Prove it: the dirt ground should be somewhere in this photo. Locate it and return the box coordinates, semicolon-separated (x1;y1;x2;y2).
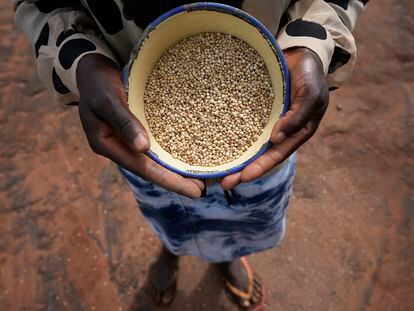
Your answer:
0;1;413;310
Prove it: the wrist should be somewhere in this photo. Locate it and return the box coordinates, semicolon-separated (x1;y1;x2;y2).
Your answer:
77;54;120;87
283;47;324;76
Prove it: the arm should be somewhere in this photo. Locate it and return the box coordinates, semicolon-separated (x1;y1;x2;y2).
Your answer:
222;0;368;189
277;0;367;89
14;1;204;198
13;0;118;105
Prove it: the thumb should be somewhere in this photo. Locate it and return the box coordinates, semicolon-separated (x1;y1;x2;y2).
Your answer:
271;98;311;144
98;97;150;153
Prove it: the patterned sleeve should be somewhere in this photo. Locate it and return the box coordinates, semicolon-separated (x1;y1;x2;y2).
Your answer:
277;0;368;90
13;0;119;105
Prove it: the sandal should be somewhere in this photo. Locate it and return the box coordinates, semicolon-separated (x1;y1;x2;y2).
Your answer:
224;257;267;310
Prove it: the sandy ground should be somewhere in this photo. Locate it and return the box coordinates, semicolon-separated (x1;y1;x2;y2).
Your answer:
0;1;413;310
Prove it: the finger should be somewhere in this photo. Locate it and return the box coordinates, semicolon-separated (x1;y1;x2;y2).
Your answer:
221;171;242;190
94;133;202;198
139;157;204;198
187;178;205;190
94;96;150;153
241;121;317;182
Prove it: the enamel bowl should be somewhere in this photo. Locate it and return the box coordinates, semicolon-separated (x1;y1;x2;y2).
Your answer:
123;2;290;179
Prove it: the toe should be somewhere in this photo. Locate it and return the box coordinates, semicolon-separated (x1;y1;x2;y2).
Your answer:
146;284;154;297
251;279;262;304
156;290;162;303
251;291;260;304
161;287;175;305
147;284;161;304
241;298;251;308
253;278;261;291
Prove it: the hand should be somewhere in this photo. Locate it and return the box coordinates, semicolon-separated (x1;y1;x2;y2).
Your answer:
77;54;204;198
221;47;329;190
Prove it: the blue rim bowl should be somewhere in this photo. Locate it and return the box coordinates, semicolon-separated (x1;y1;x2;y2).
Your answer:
123;2;290;179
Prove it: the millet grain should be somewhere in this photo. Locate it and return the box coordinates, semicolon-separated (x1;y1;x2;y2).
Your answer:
144;32;273;166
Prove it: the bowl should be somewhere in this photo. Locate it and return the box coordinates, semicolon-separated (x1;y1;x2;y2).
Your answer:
123;2;290;179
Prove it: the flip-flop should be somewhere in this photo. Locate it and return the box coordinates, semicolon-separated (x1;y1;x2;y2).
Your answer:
145;261;178;307
224;257;267;311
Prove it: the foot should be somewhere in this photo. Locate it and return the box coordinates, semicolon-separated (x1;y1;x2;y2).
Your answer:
146;247;179;306
217;258;264;310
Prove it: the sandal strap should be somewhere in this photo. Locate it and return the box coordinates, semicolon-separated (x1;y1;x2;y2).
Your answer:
225;257;254;301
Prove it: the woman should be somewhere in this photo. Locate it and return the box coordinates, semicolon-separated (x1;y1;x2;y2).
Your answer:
14;0;366;309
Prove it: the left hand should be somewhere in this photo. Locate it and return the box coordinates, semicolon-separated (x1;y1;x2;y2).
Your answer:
221;47;329;190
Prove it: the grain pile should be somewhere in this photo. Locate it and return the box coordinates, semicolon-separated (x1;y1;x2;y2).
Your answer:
144;32;274;167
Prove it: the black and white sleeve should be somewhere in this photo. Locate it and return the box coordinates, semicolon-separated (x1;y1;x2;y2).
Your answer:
277;0;368;90
13;0;119;105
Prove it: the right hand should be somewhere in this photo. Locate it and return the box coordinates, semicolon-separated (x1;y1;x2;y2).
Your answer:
76;54;204;198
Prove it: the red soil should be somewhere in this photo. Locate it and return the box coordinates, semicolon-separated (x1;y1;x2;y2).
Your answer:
0;0;413;310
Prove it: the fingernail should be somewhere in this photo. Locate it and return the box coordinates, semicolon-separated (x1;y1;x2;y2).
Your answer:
188;187;202;199
272;132;286;144
221;172;241;190
189;178;205;190
133;133;149;151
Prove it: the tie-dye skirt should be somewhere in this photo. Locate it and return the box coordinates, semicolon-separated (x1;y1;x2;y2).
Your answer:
119;154;296;262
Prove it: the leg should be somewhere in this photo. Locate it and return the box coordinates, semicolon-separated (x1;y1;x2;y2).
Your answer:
146;245;179;306
217;258;264;309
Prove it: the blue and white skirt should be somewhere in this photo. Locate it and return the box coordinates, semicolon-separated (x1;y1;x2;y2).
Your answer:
119;154;296;262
